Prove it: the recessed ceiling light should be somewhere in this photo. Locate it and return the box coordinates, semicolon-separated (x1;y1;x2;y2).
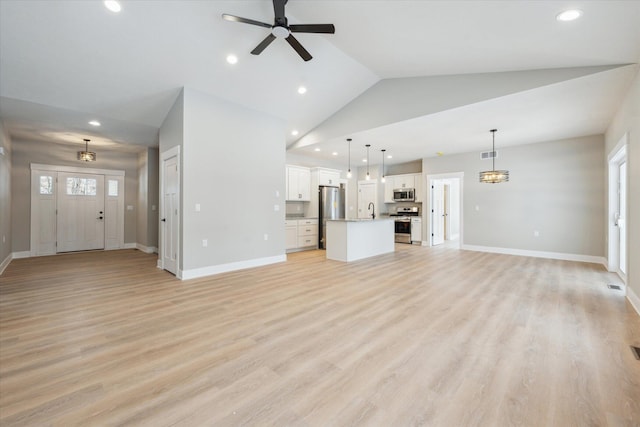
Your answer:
362;158;367;163
88;120;101;127
226;54;238;64
297;86;307;95
387;155;392;159
556;9;582;21
291;130;299;136
332;152;338;156
314;148;320;152
104;0;121;13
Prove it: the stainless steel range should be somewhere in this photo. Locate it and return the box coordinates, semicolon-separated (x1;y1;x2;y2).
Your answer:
390;207;419;243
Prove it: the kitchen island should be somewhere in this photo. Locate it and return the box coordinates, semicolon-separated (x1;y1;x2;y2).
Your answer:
325;218;395;262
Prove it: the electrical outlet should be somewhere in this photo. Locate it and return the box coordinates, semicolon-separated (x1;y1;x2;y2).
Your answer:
195;203;201;212
127;205;134;211
534;231;540;237
275;190;280;198
274;204;280;212
264;234;269;241
202;239;208;247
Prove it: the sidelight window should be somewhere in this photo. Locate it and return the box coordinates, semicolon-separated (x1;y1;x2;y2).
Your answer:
39;176;53;194
108;179;118;196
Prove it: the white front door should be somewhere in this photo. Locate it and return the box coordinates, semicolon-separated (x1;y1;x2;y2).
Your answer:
161;152;179;275
357;181;377;219
57;172;105;252
432;181;445;245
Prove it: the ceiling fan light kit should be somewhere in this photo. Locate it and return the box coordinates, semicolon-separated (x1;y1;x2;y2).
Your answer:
222;0;335;62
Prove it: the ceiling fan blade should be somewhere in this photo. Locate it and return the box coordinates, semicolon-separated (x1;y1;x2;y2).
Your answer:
222;14;272;29
290;24;335;34
251;34;277;55
273;0;287;22
285;34;312;61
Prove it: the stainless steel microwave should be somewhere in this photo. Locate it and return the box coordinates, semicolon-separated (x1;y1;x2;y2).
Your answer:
393;188;415;202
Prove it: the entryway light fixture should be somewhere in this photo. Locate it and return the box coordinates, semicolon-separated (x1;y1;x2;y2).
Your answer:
346;138;352;178
479;129;508;183
365;144;371;180
77;138;96;162
381;149;386;183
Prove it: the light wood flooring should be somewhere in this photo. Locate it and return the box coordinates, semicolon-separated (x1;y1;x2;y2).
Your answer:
1;245;639;426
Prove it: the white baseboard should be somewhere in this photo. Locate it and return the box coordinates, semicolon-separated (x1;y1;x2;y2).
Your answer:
180;254;287;280
123;243;136;249
461;244;607;267
12;251;31;259
0;253;12;275
136;244;157;254
627;286;640;318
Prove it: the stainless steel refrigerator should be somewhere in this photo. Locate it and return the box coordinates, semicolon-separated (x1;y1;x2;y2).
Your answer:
319;185;345;249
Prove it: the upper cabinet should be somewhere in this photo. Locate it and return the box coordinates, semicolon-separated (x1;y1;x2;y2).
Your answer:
383;173;423;203
317;168;341;187
286;165;311;201
395;174;415;189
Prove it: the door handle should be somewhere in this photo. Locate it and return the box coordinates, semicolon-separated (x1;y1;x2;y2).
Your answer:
161;218;166;222
97;216;103;220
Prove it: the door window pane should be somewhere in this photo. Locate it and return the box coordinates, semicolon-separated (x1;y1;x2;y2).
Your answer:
108;179;118;196
66;177;97;196
39;176;53;194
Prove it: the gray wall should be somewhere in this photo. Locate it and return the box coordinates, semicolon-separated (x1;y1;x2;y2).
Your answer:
10;139;140;252
182;87;286;270
423;135;606;257
0;120;11;265
605;67;640;300
161;88;286;273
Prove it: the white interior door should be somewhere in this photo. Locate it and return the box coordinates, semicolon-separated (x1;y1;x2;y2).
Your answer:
161;152;179;275
357;181;377;219
432;181;445;245
618;161;627;275
57;172;105;252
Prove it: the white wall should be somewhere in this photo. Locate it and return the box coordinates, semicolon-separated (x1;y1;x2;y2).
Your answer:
179;87;286;274
0;120;11;268
423;135;606;258
605;67;640;305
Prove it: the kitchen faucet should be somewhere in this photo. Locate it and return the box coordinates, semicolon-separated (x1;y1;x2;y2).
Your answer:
368;202;376;219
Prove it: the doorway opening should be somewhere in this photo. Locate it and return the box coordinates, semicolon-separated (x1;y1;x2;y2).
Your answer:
607;135;627;282
427;172;463;248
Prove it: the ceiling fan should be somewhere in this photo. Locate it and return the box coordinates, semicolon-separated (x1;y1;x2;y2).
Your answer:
222;0;335;62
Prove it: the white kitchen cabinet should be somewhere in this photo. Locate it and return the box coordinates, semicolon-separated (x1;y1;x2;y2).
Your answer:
286;218;318;252
297;218;318;248
411;217;422;243
286;165;311;201
384;180;395;203
414;173;423;202
285;220;298;250
317;168;341;187
395;174;415;189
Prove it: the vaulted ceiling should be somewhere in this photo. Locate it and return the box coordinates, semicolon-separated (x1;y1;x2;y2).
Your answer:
1;1;639;165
